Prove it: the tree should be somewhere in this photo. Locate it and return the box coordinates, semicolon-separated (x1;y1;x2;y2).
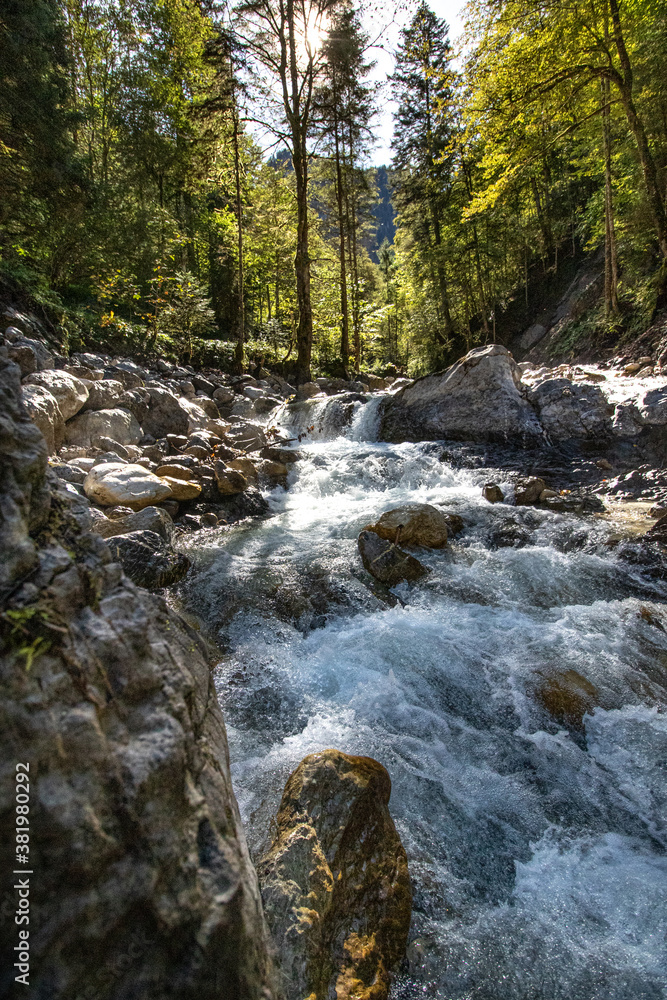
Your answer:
234;0;338;382
391;2;457;347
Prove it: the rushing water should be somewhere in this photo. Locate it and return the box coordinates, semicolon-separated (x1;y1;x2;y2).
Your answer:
181;395;667;1000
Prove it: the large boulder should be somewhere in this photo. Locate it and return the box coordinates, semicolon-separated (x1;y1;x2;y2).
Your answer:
142;387;190;438
21;384;65;454
638;387;667;425
258;749;411;1000
528;378;613;440
80;378;124;412
91;505;175;541
366;502;451;548
6;334;54;376
24;369;89;420
358;529;428;586
0;352;51;593
379;345;543;443
1;355;274;998
84;462;173;510
65;407;142;448
105;529;190;588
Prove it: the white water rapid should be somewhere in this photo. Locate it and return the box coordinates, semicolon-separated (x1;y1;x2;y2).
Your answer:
181;395;667;999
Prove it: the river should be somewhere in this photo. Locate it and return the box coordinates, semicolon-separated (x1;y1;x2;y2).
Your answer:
180;393;667;999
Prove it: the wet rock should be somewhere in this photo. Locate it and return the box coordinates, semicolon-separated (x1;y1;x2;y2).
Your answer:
644;513;667;544
529;378;613;440
366;502;451;548
65;407;142;448
84;463;173;510
21;383;65;454
358;530;428;586
259;459;289;479
380;345;543;444
515;477;546;506
24;368;89;420
258;749;411;1000
483;483;504;503
92;504;175;541
487;518;532;549
105;529;190;588
214;461;249;495
534;669;599;734
219;487;270;521
80;378;124;411
261;445;302;464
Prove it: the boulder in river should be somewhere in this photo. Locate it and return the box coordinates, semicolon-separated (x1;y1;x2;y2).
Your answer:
24;368;89;420
366;502;451;548
528;378;613;440
84;462;173;509
258;749;411;1000
534;668;599;734
515;477;546;506
358;529;428;585
105;528;190;587
379;345;543;444
483;483;504;503
214;461;249;495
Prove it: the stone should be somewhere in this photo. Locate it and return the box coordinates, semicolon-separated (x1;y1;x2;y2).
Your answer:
214;462;249;496
65;407;143;448
167;433;189;451
297;381;320;399
380;345;543;444
105;529;190;588
95;435;129;459
64;363;104;381
261;446;302;464
0;353;51;591
215;443;242;462
539;489;559;501
226;421;268;453
92;505;175;542
258;749;411;1000
21;384;65;454
612;401;644;437
52;462;86;485
103;364;145;388
639;388;667;425
534;669;599;734
260;460;289;478
227;457;259;485
358;529;428;586
483;483;504;503
24;368;89;420
596;459;613;471
515;477;546;505
644;513;667;544
529;378;613;440
6;335;54;376
141;387;190;437
159;475;202;501
155;463;198;480
243;385;266;400
623;362;642;374
84;462;173;510
212;386;235;406
159;499;180;518
366;502;450;548
80;378;124;411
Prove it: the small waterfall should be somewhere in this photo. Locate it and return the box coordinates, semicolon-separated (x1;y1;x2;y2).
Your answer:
346;394;385;442
274;393;363;442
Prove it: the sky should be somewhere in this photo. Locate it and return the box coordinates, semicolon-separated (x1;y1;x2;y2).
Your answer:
364;0;465;165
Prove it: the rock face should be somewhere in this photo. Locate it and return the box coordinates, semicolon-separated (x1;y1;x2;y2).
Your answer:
528;378;613;440
24;368;89;420
358;529;428;586
0;352;274;998
106;529;190;588
366;503;450;548
380;345;543;444
65;407;142;448
258;749;411;1000
84;462;173;510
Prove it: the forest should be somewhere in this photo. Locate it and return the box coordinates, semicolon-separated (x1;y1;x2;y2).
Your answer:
1;0;667;382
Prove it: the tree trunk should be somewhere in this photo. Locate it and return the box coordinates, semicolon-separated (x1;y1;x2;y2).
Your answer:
602;76;619;315
233;106;245;372
430;202;453;337
608;0;667;260
334;112;350;374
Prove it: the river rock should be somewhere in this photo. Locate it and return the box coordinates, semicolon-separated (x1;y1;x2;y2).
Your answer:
24;368;89;420
21;383;65;454
141;386;190;437
6;334;54;375
380;345;543;444
258;749;411;1000
483;483;504;503
65;407;143;448
159;475;202;500
212;385;235;406
0;352;275;997
214;461;249;495
638;387;667;425
515;477;546;505
81;378;124;411
529;378;613;440
534;668;599;734
366;502;450;548
84;462;173;509
92;504;175;541
105;529;190;588
358;529;428;585
227;456;259;485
